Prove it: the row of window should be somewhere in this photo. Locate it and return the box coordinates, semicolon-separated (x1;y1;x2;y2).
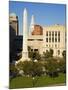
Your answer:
46;31;60;37
46;44;59;48
46;37;60;42
46;31;60;42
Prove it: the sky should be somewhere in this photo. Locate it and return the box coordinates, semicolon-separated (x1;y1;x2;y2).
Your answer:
9;1;66;35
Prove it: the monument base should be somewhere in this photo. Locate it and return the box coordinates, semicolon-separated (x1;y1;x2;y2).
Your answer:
22;52;28;60
15;52;31;64
15;58;31;65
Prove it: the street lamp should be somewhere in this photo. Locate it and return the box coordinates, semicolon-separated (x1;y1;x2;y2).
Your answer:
32;59;38;87
31;52;38;87
32;77;35;87
32;58;35;87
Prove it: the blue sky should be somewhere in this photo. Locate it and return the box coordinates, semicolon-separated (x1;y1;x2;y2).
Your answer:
9;1;66;35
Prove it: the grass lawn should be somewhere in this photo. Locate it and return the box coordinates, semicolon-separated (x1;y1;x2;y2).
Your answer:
9;73;66;89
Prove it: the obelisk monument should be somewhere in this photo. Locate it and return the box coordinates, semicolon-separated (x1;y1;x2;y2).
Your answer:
21;8;28;61
29;15;34;35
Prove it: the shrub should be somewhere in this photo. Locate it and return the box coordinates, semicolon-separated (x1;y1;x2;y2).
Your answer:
44;58;59;78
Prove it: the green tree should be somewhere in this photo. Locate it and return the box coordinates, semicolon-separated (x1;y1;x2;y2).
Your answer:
32;62;43;76
28;46;33;59
49;49;53;57
17;61;43;77
23;61;43;76
43;51;50;60
43;49;54;60
28;46;41;61
10;64;18;75
10;63;19;81
62;50;66;60
33;51;41;61
22;61;33;76
16;61;24;70
58;59;66;73
44;58;59;77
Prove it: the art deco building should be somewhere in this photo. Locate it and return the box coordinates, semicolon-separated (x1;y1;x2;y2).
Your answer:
28;24;66;57
43;24;66;57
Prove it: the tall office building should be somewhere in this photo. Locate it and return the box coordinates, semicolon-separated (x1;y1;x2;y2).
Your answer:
9;13;19;35
9;13;19;62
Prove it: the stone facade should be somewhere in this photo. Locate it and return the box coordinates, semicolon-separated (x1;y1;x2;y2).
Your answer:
28;24;66;57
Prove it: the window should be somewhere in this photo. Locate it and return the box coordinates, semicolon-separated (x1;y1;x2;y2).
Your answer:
49;31;51;36
34;49;38;51
46;31;48;36
58;38;60;42
58;31;60;42
49;38;51;42
58;50;60;55
52;37;54;42
55;31;57;36
52;31;54;36
12;21;17;23
58;31;60;36
46;38;48;42
31;49;33;51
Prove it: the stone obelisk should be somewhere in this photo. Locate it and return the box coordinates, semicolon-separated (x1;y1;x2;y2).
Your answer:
29;15;34;35
21;8;28;61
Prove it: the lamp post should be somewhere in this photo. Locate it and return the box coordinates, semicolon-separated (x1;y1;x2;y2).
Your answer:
32;57;35;87
31;51;38;87
32;59;38;87
32;77;35;87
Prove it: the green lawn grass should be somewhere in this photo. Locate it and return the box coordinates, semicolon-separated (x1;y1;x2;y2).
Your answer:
9;73;66;89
